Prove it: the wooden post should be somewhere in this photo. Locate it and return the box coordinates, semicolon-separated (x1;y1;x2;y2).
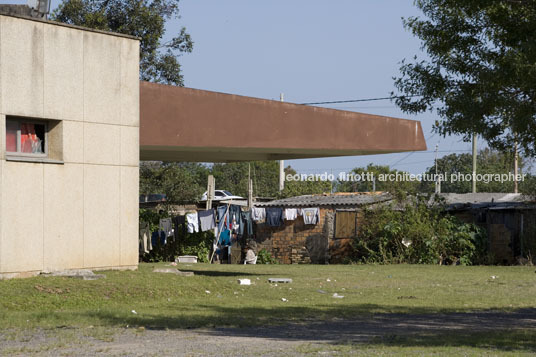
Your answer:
206;175;215;210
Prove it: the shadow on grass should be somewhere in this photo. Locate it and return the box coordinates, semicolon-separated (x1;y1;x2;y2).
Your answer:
363;329;536;353
80;305;536;352
177;270;271;277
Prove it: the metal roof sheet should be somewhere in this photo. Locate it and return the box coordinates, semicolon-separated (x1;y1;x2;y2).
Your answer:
254;192;393;207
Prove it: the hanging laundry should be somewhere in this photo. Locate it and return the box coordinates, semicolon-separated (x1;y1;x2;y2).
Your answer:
159;218;173;237
139;221;151;253
186;212;199;233
239;211;253;237
151;230;166;246
284;208;298;221
217;205;229;232
218;229;232;246
300;207;320;225
265;207;284;227
229;205;241;231
173;215;186;239
198;209;216;232
252;207;266;222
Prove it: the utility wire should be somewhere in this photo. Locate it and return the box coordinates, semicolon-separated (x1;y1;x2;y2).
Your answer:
300;94;421;106
388;133;436;168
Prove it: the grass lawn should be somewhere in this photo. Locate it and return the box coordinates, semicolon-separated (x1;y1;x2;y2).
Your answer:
0;263;535;354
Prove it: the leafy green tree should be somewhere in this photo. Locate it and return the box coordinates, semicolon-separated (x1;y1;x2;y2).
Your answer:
281;166;332;198
420;148;525;193
335;164;419;194
212;161;280;198
140;162;208;203
52;0;193;86
393;1;536;156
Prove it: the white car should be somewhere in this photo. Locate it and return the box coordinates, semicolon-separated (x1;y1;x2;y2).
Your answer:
200;190;244;201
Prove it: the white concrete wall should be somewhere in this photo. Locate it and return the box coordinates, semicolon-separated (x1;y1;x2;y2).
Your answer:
0;15;140;277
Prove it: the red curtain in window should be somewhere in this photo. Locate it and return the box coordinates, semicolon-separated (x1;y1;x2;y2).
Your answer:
21;123;39;153
6;124;17;152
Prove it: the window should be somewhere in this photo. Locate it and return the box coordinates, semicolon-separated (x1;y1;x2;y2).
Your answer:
5;116;63;163
334;211;358;239
6;118;47;156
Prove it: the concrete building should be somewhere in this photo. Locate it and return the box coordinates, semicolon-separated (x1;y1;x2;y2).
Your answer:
0;14;140;278
0;13;426;278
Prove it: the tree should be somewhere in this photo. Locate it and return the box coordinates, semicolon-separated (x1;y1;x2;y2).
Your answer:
393;1;536;156
335;164;419;194
281;166;332;198
52;0;193;86
420;148;526;193
140;162;208;203
212;161;280;198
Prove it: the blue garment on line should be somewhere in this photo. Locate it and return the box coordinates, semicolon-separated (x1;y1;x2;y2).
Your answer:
217;205;228;231
219;229;231;246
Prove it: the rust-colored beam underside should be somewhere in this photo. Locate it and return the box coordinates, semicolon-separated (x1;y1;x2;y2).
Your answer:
139;81;427;162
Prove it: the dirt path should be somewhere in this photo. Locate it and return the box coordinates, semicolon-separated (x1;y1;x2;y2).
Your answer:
2;310;536;356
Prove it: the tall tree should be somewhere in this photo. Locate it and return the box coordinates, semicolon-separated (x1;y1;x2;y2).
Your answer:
393;1;536;156
140;162;208;203
420;148;526;193
52;0;193;86
212;161;280;198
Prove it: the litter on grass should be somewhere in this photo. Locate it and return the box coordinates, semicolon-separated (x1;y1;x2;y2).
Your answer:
268;278;292;284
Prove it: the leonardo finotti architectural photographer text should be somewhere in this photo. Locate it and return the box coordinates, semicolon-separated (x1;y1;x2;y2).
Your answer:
286;171;526;184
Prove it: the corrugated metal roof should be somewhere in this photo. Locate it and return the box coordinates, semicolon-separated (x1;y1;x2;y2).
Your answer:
254;192;393;207
439;193;529;205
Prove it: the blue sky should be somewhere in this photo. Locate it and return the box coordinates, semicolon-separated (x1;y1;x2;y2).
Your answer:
174;0;479;174
1;0;485;174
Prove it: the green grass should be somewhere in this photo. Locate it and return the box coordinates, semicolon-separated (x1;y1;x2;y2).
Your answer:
297;329;536;356
1;263;535;355
0;263;534;330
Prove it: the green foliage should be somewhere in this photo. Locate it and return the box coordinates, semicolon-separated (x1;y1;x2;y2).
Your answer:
52;0;193;86
421;148;527;193
354;196;487;265
281;166;332;198
394;0;536;156
140;162;208;203
335;164;420;194
212;161;280;198
256;248;278;264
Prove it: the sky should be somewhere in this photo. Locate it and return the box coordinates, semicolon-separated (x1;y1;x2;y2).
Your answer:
174;0;481;175
0;0;488;175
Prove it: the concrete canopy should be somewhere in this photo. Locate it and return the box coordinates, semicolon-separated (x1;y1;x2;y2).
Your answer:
140;81;427;162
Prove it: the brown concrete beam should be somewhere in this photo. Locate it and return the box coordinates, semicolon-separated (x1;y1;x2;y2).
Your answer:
140;81;427;162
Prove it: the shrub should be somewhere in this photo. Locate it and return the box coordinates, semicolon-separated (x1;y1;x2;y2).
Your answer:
353;195;487;265
257;248;279;264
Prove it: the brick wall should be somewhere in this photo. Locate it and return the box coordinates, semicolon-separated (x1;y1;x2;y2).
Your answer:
254;208;331;264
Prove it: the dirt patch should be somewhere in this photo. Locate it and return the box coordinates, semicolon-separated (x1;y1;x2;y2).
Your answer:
1;310;535;356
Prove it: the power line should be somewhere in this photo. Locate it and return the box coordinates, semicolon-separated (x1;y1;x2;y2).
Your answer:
300;94;421;106
388;133;436;168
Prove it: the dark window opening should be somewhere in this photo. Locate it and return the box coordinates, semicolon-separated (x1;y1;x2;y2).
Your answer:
5;118;47;156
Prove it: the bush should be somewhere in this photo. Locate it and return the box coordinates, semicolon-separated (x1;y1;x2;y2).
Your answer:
256;248;279;264
353;195;487;265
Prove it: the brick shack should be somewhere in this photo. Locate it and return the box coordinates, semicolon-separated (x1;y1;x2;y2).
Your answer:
443;193;536;265
253;193;393;264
